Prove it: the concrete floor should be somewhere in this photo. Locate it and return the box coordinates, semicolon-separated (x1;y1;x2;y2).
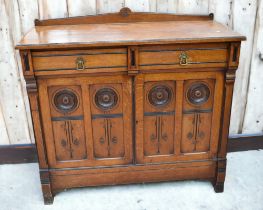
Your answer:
0;150;262;210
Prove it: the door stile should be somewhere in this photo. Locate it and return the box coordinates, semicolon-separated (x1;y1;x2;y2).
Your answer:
135;74;145;163
80;82;94;161
174;80;184;155
122;78;133;162
38;79;57;167
209;73;224;156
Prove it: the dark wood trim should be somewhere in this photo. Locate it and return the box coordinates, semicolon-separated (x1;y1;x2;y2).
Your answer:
0;133;262;164
227;133;263;152
0;144;37;164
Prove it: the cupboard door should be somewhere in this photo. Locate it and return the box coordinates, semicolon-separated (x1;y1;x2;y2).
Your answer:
50;86;87;163
135;77;177;163
135;72;224;164
89;83;129;160
181;80;215;154
143;81;176;156
38;75;133;168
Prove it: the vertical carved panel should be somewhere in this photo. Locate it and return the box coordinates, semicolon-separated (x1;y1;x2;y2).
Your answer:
90;84;126;159
143;81;175;156
181;80;214;153
48;86;87;161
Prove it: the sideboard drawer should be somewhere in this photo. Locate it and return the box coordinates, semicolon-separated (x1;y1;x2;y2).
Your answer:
139;43;228;71
32;48;128;75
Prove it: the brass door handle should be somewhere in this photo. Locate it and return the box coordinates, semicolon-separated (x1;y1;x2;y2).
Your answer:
179;52;189;65
76;57;85;70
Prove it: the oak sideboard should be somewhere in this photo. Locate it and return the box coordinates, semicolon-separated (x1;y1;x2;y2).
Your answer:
16;8;245;204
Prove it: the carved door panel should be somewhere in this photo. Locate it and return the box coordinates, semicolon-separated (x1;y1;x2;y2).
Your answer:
135;72;224;164
135;77;176;163
39;84;88;167
89;84;127;160
143;81;176;156
38;75;132;168
181;80;215;154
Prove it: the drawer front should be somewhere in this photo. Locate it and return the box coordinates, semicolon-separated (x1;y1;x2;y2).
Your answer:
32;48;127;75
139;43;228;71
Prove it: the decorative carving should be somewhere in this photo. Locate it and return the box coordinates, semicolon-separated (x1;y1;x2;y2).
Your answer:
198;131;205;139
61;139;67;147
57;121;86;160
26;78;37;93
112;137;118;144
119;7;132;17
99;137;105;144
149;116;168;154
95;88;118;110
148;85;172;107
22;51;30;71
187;132;193;140
150;134;156;142
99;119;118;156
53;89;79;113
73;138;79;146
187;83;210;105
187;113;204;151
226;72;236;81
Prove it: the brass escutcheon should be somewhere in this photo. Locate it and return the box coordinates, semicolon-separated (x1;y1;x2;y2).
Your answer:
76;57;85;70
179;52;189;65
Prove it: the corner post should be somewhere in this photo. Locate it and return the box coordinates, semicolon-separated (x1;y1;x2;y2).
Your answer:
21;49;54;204
214;42;241;192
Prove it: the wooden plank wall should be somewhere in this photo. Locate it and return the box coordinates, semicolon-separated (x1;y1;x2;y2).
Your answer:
0;0;262;145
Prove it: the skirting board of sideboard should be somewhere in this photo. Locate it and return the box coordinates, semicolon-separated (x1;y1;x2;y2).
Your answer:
0;133;262;164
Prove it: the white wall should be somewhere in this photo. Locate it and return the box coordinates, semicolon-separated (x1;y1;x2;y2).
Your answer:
0;0;262;145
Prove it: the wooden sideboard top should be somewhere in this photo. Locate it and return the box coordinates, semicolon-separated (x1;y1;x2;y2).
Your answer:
16;8;246;50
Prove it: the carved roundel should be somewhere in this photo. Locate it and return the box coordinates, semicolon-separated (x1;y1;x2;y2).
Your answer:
53;89;79;113
187;83;210;105
95;88;119;110
148;85;172;107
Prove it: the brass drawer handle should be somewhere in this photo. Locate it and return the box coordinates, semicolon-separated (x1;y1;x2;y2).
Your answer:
76;57;85;70
179;52;189;65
